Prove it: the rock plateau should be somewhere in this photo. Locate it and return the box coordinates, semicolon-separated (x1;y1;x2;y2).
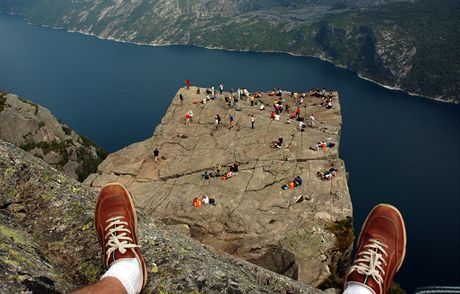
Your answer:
86;86;353;287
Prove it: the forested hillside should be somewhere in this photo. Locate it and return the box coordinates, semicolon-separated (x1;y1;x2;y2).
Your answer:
1;0;458;102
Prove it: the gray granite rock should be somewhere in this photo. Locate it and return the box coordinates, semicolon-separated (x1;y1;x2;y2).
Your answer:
88;87;353;286
0;92;105;181
0;140;326;293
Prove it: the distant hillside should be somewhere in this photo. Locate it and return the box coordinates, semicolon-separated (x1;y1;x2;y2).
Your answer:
0;91;106;181
1;0;458;102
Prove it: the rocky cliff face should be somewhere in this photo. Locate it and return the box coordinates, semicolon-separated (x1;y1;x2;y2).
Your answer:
85;87;353;287
0;91;106;181
0;139;332;293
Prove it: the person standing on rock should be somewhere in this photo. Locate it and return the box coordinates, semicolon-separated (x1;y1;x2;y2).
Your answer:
153;147;159;162
215;114;221;130
295;106;301;119
251;115;255;129
229;113;235;129
185;112;191;126
211;85;215;97
219;83;224;94
308;114;316;128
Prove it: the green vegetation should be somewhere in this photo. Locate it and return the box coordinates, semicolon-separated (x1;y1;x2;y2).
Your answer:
18;97;39;115
319;216;354;290
315;0;460;100
3;0;458;101
320;217;406;293
0;92;6;112
20;140;66;155
75;146;106;182
61;125;72;136
326;216;354;252
20;134;107;182
388;281;407;294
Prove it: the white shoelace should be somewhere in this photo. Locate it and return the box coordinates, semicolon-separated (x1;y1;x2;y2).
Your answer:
104;216;139;264
349;238;388;294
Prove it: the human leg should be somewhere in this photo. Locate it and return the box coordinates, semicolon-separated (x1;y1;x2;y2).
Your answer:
71;277;127;294
71;183;147;294
343;204;406;294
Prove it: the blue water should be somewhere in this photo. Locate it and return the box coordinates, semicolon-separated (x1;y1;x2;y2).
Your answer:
1;14;459;291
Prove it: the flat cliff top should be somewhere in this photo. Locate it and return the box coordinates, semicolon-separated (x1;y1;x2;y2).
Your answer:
86;86;352;286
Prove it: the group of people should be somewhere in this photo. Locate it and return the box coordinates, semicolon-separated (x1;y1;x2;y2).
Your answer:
281;176;303;190
311;141;336;152
184;82;330;136
317;167;338;180
193;195;217;207
202;163;239;181
68;84;411;294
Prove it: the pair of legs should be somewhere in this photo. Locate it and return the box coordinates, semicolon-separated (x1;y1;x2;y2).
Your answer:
73;183;406;294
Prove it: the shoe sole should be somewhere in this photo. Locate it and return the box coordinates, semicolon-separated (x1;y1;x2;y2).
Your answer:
357;203;407;271
99;182;148;290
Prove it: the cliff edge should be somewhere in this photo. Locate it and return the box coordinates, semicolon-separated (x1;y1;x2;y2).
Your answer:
86;86;353;287
0;91;106;181
0;139;327;293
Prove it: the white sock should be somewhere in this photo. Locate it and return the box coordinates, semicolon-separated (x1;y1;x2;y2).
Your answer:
101;258;142;294
344;282;375;294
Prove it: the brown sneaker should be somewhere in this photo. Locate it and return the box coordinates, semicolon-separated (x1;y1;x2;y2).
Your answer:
95;182;147;292
345;204;407;294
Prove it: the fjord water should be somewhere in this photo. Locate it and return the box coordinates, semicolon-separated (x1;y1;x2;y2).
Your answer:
1;14;459;291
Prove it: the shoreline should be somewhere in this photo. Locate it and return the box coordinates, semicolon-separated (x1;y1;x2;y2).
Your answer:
6;12;456;104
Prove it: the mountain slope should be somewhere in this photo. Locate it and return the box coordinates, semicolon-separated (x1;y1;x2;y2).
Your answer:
1;0;458;102
0;91;106;181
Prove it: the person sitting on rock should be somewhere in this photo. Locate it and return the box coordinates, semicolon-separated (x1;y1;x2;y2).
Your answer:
298;120;305;131
212;164;222;177
317;141;327;151
221;171;235;180
230;163;239;173
273;136;283;149
193;197;202;207
201;195;210;204
294;176;302;187
202;171;211;180
317;167;338;180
